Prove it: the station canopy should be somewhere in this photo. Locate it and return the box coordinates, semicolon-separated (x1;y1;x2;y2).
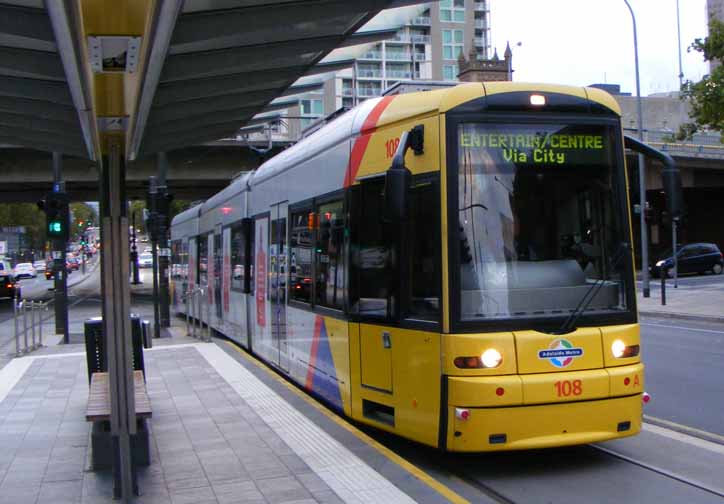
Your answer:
0;0;426;161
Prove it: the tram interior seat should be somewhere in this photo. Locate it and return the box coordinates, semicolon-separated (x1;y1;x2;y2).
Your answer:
460;259;619;317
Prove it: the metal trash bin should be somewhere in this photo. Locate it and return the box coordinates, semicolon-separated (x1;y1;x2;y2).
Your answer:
84;315;148;384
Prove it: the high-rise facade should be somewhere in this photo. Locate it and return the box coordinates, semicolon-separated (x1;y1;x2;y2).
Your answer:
334;0;491;109
255;1;491;141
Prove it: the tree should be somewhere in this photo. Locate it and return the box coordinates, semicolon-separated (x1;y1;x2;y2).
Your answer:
678;18;724;142
0;203;47;250
70;203;97;240
127;198;191;235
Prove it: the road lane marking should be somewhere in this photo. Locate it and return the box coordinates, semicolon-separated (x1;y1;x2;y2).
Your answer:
641;322;724;334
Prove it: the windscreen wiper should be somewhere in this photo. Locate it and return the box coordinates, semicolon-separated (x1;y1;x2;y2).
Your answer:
556;242;629;334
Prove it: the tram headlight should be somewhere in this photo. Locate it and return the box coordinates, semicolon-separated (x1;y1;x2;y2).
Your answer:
611;339;640;358
481;348;503;368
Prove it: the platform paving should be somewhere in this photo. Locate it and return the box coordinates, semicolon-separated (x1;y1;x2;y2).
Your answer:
0;330;441;503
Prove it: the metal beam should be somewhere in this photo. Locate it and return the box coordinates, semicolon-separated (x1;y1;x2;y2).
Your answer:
0;135;85;157
148;88;279;124
148;99;297;136
0;75;72;104
0;124;84;147
0;112;82;137
0;4;55;43
280;82;325;97
171;0;389;46
153;66;308;106
161;36;337;82
127;0;184;161
46;1;97;159
141;123;245;156
0;46;65;80
0;96;78;123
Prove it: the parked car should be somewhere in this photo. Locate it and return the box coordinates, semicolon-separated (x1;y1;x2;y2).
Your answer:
651;242;724;278
138;252;153;268
0;273;20;299
33;260;46;272
13;262;36;279
67;257;80;271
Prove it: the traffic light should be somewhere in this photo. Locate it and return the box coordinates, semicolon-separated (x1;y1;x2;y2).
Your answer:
38;191;70;242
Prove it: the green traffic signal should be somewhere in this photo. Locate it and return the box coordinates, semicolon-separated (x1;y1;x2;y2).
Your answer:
48;221;63;235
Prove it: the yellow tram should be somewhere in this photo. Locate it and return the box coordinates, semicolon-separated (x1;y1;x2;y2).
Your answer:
171;83;680;451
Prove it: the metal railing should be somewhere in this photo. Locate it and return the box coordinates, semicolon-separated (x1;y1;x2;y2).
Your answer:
185;286;211;342
13;298;48;356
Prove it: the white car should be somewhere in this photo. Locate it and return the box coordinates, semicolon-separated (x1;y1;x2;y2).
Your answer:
138;253;153;268
33;260;46;272
13;262;36;279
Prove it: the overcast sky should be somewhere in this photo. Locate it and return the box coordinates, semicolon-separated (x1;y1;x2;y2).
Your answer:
489;0;711;96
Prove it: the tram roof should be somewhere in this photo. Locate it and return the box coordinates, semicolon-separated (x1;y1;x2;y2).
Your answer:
0;1;426;161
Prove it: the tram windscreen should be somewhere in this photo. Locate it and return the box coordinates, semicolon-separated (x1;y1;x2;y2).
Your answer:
455;123;631;321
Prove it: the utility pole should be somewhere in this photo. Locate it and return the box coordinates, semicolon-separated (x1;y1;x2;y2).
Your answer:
147;177;161;339
43;152;70;343
130;211;141;284
623;0;651;297
156;153;171;329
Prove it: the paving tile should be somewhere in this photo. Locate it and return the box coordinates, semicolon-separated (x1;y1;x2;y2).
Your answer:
169;484;217;504
212;480;264;504
37;479;83;504
255;475;311;503
0;485;39;504
297;472;331;493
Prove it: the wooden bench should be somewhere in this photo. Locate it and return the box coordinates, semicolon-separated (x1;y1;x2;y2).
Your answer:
86;370;153;470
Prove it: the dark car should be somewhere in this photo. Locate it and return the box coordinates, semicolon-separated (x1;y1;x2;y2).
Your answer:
0;274;20;300
651;243;724;278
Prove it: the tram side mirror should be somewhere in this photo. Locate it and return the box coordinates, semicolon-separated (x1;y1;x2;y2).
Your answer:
384;128;418;222
624;135;683;220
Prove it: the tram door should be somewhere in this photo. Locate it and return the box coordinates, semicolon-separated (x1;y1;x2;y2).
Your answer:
270;202;289;371
213;227;223;322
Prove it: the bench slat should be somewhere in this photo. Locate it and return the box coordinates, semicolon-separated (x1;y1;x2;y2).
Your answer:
86;371;152;422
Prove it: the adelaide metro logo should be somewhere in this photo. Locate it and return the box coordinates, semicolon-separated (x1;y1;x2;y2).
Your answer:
538;338;584;368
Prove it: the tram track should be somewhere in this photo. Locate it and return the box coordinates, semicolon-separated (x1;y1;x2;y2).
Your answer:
590;444;724;500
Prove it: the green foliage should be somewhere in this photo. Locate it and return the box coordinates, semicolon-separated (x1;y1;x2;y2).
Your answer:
0;203;47;250
70;203;97;240
679;19;724;142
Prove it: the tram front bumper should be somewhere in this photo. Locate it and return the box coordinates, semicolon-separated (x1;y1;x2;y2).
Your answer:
446;364;644;452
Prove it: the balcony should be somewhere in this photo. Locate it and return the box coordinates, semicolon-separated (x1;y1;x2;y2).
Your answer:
358;88;382;98
474;1;489;12
360;51;382;60
474;18;488;29
386;70;412;79
341;88;355;97
474;37;487;47
357;69;383;78
386;52;412;61
409;16;431;26
411;34;431;43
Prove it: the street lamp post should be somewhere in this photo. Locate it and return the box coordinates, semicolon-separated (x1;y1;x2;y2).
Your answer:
623;0;651;297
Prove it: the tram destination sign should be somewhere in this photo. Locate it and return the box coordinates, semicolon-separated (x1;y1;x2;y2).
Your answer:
459;124;612;167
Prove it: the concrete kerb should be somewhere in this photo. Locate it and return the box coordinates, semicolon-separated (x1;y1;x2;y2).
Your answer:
639;310;724;324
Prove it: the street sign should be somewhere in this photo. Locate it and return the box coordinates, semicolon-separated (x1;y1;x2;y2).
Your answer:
0;241;6;255
158;248;171;257
52;251;62;259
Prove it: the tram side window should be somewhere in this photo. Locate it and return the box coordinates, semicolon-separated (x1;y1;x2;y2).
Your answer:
349;180;395;319
315;199;345;310
290;209;313;303
198;234;208;285
408;179;440;320
230;225;245;291
171;240;181;279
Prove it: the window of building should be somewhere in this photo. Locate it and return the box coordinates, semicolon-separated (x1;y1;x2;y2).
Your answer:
315;199;345;310
443;64;459;81
300;98;323;129
440;0;465;22
290;209;314;304
442;29;464;60
197;234;208;285
230;225;245;291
